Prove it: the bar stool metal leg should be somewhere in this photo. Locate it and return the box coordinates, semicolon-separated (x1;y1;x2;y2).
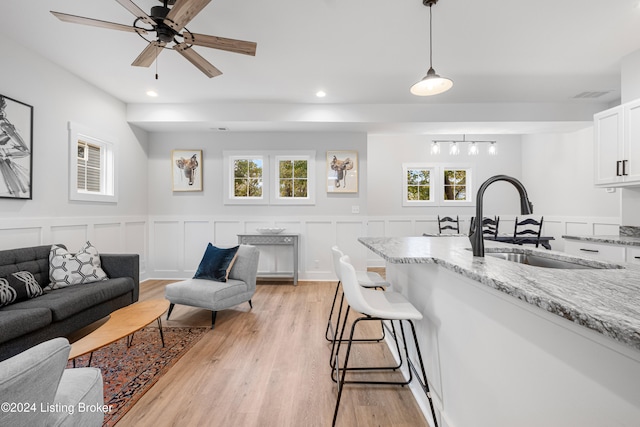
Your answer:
326;282;385;344
330;307;403;379
331;255;439;427
331;314;439;427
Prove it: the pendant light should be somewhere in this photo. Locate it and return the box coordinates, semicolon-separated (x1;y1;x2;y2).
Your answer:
410;0;453;96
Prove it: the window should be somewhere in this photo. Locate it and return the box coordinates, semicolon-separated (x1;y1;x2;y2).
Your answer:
443;169;467;201
402;163;472;206
234;158;264;198
272;152;315;205
77;140;101;193
223;151;315;205
68;122;117;203
223;152;269;205
278;159;307;197
403;164;436;206
441;166;472;205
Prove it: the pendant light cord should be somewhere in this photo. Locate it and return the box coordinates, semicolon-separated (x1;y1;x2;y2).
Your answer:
429;4;433;69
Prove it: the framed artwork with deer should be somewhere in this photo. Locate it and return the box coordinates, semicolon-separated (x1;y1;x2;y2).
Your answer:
172;149;203;192
326;150;358;193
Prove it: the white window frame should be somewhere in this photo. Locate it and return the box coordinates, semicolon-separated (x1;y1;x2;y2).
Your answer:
402;163;473;207
440;164;473;206
402;163;437;206
68;121;117;203
271;151;316;205
223;151;269;205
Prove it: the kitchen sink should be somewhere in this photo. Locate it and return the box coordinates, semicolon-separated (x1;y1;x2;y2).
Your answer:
484;251;614;269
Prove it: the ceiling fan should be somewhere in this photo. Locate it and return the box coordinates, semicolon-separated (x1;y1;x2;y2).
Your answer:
50;0;257;78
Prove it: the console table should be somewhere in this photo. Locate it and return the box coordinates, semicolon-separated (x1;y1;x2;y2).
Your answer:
237;233;299;285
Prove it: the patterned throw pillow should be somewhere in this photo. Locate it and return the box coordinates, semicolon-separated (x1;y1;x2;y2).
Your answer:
47;242;108;289
0;271;44;307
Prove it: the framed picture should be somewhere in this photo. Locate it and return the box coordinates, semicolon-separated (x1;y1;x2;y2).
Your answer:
0;94;33;199
172;149;203;192
327;150;358;193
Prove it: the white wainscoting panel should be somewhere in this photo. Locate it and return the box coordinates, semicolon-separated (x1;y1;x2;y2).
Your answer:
215;221;243;246
124;221;147;273
143;215;621;280
565;221;592;237
336;220;367;271
93;223;122;254
386;219;414;237
0;227;42;250
152;221;181;273
305;220;334;280
594;222;620;236
184;221;212;272
0;216;149;280
51;224;88;250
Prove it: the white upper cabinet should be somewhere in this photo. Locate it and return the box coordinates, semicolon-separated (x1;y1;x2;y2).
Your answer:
594;98;640;186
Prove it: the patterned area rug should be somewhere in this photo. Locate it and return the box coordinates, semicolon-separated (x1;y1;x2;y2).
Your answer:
67;327;208;427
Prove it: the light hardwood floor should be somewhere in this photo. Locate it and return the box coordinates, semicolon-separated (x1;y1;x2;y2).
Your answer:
117;279;429;427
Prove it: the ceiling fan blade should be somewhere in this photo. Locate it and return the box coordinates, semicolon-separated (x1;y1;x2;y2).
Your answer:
51;11;146;34
174;43;221;78
132;41;166;67
182;33;256;56
114;0;156;27
164;0;211;32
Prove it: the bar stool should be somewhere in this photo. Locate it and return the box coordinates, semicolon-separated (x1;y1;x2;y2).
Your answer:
326;246;389;349
332;255;438;427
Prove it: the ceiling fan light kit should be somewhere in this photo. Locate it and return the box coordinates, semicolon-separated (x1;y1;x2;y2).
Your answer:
411;0;453;96
50;0;257;79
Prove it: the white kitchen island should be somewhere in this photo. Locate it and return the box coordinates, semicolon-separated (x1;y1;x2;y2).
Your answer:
359;236;640;427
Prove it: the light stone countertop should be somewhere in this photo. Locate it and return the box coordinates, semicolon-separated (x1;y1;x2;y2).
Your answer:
562;234;640;247
359;236;640;352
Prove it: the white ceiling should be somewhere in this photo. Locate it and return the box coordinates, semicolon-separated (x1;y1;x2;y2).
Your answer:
2;0;640;133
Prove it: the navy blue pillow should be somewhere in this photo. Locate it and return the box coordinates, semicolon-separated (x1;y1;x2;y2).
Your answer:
193;244;240;282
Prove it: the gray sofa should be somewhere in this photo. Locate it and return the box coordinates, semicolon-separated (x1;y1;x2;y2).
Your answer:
0;337;104;427
0;244;139;361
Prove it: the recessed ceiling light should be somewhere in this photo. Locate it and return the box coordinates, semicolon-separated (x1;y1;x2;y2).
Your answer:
146;90;158;97
316;90;326;98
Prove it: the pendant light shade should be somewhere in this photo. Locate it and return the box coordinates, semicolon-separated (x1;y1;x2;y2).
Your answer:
411;0;452;96
411;67;454;96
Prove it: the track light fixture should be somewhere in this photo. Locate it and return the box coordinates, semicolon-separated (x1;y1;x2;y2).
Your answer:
431;135;498;156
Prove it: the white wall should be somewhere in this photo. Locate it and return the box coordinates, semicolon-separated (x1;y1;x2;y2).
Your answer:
146;131;372;279
521;127;621;248
522;128;619;218
0;35;149;275
147;131;367;216
622;48;640;104
367;134;524;218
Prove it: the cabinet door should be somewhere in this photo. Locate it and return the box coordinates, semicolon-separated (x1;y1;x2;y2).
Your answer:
564;239;626;262
623;99;640;183
625;246;640;265
594;106;623;186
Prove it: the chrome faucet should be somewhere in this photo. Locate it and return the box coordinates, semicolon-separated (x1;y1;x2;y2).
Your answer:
469;175;534;257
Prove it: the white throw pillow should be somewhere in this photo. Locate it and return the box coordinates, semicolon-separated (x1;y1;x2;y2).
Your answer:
47;242;108;289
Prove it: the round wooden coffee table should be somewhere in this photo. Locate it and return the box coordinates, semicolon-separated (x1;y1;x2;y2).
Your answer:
69;299;170;364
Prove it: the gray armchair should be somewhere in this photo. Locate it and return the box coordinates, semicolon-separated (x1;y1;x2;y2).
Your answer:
165;244;260;329
0;337;104;427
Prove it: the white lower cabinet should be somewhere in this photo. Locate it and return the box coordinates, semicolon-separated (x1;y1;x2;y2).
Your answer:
626;246;640;265
564;240;626;263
